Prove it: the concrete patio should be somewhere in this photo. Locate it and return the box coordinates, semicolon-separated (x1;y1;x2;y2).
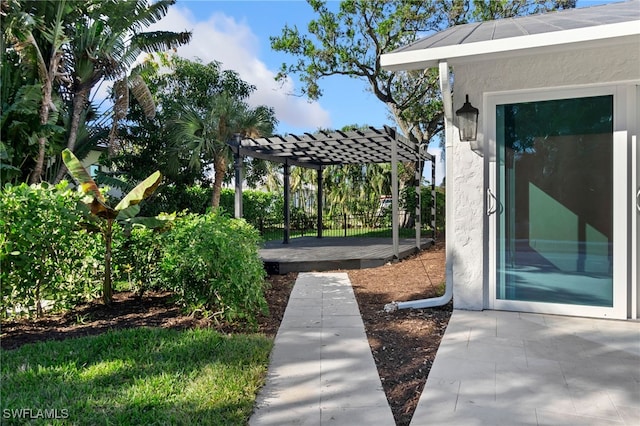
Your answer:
412;310;640;425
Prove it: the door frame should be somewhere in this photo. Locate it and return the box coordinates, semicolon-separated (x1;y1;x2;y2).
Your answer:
485;84;634;319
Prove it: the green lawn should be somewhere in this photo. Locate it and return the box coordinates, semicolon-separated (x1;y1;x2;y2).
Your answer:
1;328;272;425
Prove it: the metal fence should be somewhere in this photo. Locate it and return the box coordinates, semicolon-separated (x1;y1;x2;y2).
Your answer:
257;211;436;241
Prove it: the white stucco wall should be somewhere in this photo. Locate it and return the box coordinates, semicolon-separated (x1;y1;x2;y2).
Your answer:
448;40;640;310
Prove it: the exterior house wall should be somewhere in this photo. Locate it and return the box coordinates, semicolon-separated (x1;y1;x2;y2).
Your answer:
448;41;640;310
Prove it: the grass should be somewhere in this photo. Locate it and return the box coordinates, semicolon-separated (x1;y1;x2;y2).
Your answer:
1;328;273;425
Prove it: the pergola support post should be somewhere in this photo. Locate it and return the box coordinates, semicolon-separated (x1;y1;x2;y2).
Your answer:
233;148;243;219
283;162;291;244
391;136;399;259
431;158;437;240
317;167;323;238
415;156;421;250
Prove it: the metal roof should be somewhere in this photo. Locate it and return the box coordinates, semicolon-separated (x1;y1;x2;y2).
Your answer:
382;0;640;70
233;126;433;169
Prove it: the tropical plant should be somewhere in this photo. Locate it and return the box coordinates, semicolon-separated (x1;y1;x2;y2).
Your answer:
2;0;69;184
171;92;277;208
61;148;170;304
54;0;191;181
100;56;252;205
112;225;165;297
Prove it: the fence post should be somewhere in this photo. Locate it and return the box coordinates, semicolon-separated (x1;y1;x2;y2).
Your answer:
343;213;347;237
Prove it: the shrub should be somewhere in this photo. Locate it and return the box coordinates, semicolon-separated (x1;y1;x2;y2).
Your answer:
401;185;446;233
112;225;166;296
145;184;212;216
0;182;102;317
161;212;268;324
219;188;282;226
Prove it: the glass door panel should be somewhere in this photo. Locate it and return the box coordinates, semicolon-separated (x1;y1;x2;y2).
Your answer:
496;95;614;307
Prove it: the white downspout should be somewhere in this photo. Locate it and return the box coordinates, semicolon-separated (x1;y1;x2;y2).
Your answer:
384;60;454;313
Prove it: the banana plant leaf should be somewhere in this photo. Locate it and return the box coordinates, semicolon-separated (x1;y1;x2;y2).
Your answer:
116;204;141;221
87;197;117;219
61;149;105;203
127;216;173;229
114;170;162;211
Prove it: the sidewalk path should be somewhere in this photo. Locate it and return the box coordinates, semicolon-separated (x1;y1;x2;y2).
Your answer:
250;272;394;425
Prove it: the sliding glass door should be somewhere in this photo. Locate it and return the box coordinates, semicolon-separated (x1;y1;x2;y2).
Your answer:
490;87;632;318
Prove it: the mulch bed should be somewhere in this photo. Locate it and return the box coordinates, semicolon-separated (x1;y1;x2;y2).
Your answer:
1;244;450;426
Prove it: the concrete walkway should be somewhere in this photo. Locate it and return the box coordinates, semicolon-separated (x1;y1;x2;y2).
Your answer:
250;272;394;425
250;273;640;426
411;310;640;426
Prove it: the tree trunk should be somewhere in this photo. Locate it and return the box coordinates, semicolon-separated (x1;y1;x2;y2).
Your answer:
103;219;113;305
211;155;227;208
54;87;90;183
30;136;47;184
30;77;54;184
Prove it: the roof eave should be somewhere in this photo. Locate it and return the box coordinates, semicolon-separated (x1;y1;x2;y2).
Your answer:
381;20;640;72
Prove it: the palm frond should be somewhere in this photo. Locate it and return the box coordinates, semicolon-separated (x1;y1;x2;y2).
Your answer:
95;172;135;194
131;0;174;29
132;31;192;53
128;74;156;119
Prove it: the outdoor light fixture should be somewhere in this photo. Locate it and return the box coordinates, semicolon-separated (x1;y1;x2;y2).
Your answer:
455;95;479;142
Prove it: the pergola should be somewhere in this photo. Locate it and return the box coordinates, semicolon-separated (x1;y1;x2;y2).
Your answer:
227;125;436;258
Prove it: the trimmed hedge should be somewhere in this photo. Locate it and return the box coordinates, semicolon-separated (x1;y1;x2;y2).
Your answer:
0;182;102;316
160;212;268;324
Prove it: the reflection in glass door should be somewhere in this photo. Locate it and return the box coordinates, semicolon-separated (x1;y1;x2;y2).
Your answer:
496;95;614;307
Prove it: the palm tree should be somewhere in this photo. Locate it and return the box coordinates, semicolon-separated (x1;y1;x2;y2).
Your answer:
54;0;191;182
3;0;68;184
171;93;277;208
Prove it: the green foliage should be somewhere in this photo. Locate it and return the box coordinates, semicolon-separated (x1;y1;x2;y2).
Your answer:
144;185;282;224
0;182;102;317
271;0;446;147
144;184;213;216
1;327;272;425
219;188;283;225
62;148;168;304
469;0;576;21
112;226;165;296
401;184;446;233
161;212;268;324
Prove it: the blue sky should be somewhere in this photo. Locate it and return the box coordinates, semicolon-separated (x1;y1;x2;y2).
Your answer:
149;0;617;184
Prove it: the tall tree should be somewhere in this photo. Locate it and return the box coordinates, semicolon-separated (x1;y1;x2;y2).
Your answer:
171;93;277;208
3;0;69;184
129;56;277;208
271;0;576;167
1;0;190;184
54;0;191;182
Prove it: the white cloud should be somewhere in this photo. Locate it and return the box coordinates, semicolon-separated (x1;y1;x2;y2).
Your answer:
148;5;331;134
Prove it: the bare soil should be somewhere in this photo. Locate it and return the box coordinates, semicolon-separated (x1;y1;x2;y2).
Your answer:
0;242;449;426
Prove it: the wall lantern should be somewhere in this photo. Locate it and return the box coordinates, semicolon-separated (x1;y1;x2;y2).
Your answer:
455;95;479;142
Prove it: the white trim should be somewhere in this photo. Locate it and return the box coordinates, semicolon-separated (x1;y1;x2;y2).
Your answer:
439;61;456;303
381;21;640;71
487;85;629;320
631;86;639;319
